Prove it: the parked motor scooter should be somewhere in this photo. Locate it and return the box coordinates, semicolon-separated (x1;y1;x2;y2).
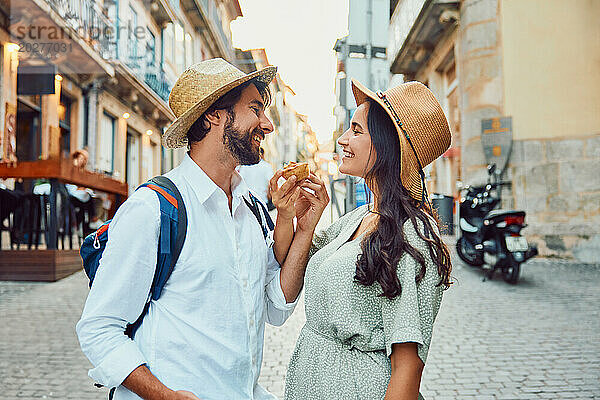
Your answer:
456;164;538;283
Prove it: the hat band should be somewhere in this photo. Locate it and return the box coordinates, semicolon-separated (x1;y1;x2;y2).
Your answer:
376;91;430;206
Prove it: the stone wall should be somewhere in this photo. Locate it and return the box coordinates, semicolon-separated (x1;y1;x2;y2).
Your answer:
457;0;599;262
458;0;503;185
510;135;600;262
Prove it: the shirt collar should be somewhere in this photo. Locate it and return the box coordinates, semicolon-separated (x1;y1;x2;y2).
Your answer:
231;169;250;200
180;153;250;205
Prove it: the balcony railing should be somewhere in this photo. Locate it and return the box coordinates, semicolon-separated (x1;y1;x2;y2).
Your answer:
45;0;116;59
388;0;427;65
106;18;172;102
206;0;230;52
144;69;171;102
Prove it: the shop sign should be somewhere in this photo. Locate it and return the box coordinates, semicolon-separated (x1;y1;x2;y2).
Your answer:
481;116;512;173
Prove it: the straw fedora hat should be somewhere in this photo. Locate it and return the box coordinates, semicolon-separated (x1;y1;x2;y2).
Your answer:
162;58;277;149
351;79;451;202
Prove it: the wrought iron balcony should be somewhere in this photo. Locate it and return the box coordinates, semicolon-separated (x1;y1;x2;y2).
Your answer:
44;0;116;60
144;68;171;102
105;18;172;102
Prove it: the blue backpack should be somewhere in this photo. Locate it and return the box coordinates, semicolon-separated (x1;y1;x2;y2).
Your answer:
80;176;274;337
80;176;188;337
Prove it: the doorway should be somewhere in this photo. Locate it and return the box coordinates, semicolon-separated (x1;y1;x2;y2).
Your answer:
126;129;141;195
16;96;42;162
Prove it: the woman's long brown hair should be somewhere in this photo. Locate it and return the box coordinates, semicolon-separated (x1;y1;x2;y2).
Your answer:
354;100;453;299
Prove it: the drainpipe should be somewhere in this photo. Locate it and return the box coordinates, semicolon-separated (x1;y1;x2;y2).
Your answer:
83;86;89;148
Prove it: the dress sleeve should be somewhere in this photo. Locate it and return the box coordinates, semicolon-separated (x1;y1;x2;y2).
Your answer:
380;219;444;364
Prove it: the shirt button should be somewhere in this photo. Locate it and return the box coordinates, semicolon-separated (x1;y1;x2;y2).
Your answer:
243;279;248;288
249;318;254;327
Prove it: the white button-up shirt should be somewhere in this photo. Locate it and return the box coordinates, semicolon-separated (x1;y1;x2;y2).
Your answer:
76;154;297;400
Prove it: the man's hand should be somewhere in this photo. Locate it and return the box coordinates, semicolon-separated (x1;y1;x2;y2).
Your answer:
269;170;301;221
173;390;201;399
295;173;330;233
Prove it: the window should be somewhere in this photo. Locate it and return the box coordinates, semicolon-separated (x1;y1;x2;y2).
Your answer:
348;44;366;59
58;94;72;158
162;23;174;66
175;23;185;73
144;141;157;179
99;112;116;174
371;46;387;59
161;146;173;173
106;0;117;21
185;32;194;67
146;29;156;70
126;130;140;194
16;96;42;161
441;50;460;197
128;5;139;68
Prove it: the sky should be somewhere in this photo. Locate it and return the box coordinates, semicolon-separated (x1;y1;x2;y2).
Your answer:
231;0;349;144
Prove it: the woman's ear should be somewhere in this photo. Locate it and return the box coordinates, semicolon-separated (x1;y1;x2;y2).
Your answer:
205;109;222;127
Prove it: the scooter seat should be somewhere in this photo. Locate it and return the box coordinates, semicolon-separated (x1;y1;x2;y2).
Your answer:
484;209;525;222
460;217;483;233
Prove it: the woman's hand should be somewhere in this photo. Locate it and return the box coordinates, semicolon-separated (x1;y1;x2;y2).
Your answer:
269;170;301;221
295;173;330;233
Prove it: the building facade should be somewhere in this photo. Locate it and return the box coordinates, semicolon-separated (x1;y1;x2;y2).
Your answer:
238;48;319;173
0;0;243;196
389;0;600;261
334;0;390;212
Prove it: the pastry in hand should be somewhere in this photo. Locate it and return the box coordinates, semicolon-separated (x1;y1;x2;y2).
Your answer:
282;162;310;181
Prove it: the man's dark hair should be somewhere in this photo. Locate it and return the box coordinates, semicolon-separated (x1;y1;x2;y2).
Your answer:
187;79;272;145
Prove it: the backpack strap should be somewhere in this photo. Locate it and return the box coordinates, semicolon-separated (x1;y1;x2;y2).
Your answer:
244;192;274;240
124;176;187;338
251;192;274;231
147;176;188;299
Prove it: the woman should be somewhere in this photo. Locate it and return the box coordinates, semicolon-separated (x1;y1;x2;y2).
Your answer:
285;80;453;400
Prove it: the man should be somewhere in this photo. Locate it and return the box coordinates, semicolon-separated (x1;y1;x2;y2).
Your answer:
238;147;274;206
68;148;104;231
76;59;329;400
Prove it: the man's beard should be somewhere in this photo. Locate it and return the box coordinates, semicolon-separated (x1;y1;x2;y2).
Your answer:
222;112;262;166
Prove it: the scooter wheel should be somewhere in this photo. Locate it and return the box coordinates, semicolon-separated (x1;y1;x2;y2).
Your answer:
502;261;520;284
456;237;484;266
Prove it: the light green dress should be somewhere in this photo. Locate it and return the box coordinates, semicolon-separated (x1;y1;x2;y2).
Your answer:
285;205;443;400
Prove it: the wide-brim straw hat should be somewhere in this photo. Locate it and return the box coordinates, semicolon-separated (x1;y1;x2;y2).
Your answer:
162;58;277;149
351;79;452;202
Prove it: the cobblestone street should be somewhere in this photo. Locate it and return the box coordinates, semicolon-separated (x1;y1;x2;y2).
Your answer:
1;252;599;399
